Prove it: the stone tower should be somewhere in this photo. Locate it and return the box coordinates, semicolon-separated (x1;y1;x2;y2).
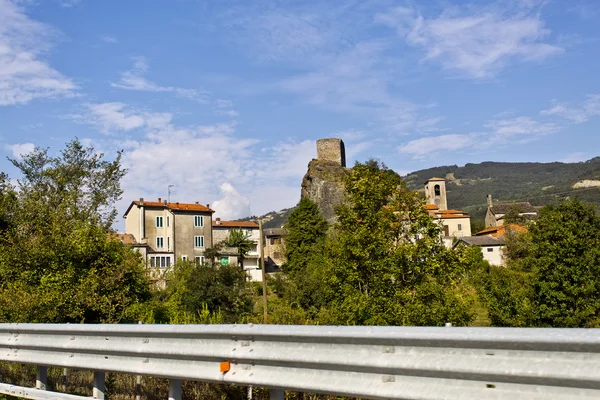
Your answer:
424;177;448;211
301;138;349;223
316;138;346;167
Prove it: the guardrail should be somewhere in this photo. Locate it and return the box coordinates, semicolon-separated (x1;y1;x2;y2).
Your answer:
1;323;600;399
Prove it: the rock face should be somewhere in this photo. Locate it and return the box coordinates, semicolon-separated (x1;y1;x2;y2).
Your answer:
301;139;349;223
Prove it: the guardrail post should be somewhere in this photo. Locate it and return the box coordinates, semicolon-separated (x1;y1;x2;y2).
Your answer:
270;389;284;400
36;366;47;390
61;368;68;392
168;379;181;400
93;371;105;400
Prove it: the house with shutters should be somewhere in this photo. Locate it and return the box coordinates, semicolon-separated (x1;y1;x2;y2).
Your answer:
123;198;214;268
212;218;261;281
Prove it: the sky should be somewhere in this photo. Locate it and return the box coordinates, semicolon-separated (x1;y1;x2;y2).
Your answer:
1;0;600;229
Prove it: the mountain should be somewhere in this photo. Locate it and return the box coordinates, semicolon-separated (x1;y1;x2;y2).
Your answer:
404;157;600;222
241;157;600;227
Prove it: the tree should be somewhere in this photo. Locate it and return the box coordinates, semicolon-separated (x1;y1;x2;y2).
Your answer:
283;197;328;276
323;160;476;326
223;228;254;270
0;139;149;323
526;199;600;327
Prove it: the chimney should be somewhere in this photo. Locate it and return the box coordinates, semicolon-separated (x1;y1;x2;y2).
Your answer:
163;200;167;206
158;197;162;203
216;217;221;225
139;197;144;205
195;201;199;204
207;204;210;209
487;194;493;207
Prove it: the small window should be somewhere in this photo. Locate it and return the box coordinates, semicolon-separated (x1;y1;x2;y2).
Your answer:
194;215;204;227
167;237;170;250
156;236;164;249
194;236;204;248
195;256;205;265
458;224;462;231
156;216;163;228
167;216;170;227
181;255;188;261
487;247;494;252
434;184;441;196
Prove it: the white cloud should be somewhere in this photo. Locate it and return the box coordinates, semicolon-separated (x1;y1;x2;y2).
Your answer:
67;102;170;133
212;182;252;220
100;35;118;44
399;134;478;157
0;0;76;106
485;116;560;137
376;5;563;78
5;142;35;159
541;94;600;124
111;57;204;100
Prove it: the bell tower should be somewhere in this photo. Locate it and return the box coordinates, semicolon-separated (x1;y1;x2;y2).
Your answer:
424;177;448;211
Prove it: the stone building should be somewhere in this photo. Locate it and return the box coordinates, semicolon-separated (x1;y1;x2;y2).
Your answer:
301;138;349;223
424;177;471;246
484;195;539;227
264;227;285;273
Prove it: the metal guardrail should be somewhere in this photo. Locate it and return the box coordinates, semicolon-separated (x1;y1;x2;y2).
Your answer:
1;323;600;399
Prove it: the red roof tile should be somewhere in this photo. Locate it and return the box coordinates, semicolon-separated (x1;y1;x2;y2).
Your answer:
213;220;259;228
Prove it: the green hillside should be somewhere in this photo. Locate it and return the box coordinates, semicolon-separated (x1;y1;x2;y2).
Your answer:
404;157;600;222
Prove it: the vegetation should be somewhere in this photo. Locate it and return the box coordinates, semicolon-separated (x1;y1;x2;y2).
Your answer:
222;228;254;269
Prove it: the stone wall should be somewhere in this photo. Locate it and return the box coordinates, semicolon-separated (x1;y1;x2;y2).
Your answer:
316;138;346;167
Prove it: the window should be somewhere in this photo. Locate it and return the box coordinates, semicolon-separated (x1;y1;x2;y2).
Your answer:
156;236;164;249
149;256;171;268
181;255;188;261
194;215;204;227
270;238;281;245
195;256;205;265
156;216;163;228
434;185;441;196
167;216;170;227
167;237;170;250
458;224;462;231
487;248;494;252
194;235;204;248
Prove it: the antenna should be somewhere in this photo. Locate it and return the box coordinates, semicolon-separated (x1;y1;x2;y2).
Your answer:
168;185;175;203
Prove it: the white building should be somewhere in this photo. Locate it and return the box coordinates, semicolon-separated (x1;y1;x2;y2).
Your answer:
424;178;471;247
212;218;262;281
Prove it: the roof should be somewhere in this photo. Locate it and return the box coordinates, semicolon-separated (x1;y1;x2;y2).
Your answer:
264;228;285;237
124;200;214;217
455;236;504;247
432;209;470;219
213;220;259;228
425;177;446;183
425;204;439;210
489;202;537;215
112;233;137;245
476;224;527;238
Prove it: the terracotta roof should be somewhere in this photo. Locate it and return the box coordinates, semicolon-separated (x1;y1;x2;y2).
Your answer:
476;224;527;238
112;233;137;245
425;204;439;210
432;209;470;219
213;220;259;228
425;177;446;183
264;228;285;237
124;200;214;217
489;202;537;215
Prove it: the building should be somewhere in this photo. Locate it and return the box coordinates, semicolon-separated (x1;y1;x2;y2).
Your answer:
454;236;505;266
264;227;285;272
123;198;214;268
212;218;261;281
424;178;471;246
485;196;538;227
475;224;527;238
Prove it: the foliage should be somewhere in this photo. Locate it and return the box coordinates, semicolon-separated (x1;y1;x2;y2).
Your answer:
0;139;149;323
320;160;477;326
223;228;254;269
159;260;253;323
283;197;328;276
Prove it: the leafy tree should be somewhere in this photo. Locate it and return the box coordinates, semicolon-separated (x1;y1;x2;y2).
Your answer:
0;139;149;323
162;261;253;323
284;197;328;276
223;228;254;270
526;199;600;327
323;160;476;326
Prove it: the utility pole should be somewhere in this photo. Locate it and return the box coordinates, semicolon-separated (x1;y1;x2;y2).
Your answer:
259;218;268;323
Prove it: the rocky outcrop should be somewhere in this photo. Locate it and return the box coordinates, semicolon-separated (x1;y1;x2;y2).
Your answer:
301;159;349;223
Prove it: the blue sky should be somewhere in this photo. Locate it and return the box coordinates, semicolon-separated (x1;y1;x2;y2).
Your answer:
1;0;600;228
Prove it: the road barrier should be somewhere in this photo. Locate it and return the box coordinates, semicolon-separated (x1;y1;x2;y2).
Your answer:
1;323;600;399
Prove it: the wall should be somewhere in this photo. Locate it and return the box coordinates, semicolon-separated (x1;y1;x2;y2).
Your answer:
124;203;141;242
424;180;448;211
440;217;471;238
316;138;346;167
481;245;505;266
173;212;213;261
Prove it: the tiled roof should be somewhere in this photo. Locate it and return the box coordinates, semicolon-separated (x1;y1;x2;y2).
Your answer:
124;200;214;217
476;224;527;238
425;204;439;210
213;220;259;228
113;233;137;245
264;228;285;237
490;202;537;215
433;209;470;219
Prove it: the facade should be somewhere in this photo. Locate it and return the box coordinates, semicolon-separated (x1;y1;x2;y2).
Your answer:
316;138;346;167
454;236;505;266
212;218;261;281
424;178;471;246
485;196;538;227
264;227;285;272
123;198;214;268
